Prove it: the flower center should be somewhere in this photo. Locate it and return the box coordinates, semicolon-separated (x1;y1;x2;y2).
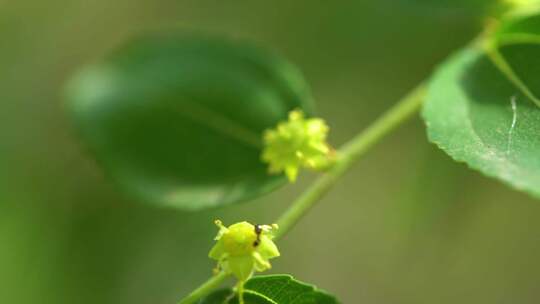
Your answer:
222;222;258;256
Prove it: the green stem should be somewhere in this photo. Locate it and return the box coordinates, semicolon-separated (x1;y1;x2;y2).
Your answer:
177;83;426;304
178;272;228;304
237;280;245;304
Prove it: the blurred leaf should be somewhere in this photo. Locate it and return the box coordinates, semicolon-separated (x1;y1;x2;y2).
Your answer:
423;45;540;198
65;34;314;210
199;275;339;304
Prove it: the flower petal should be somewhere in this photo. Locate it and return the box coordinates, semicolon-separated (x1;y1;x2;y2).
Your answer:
252;251;271;272
257;235;280;260
208;240;225;260
228;255;255;281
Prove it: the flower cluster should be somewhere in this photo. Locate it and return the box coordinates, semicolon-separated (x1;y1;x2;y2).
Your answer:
208;220;280;281
261;109;333;182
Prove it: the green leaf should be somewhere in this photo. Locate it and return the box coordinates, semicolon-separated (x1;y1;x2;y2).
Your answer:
199;275;339;304
423;46;540;198
65;34;314;210
423;11;540;198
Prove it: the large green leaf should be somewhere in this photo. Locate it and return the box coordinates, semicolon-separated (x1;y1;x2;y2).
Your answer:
65;34;314;210
423;11;540;198
199;275;339;304
423;46;540;198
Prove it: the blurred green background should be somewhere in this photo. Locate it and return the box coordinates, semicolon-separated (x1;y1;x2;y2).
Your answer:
3;0;540;303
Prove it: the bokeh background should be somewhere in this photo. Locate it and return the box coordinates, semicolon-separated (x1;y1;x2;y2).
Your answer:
2;0;540;303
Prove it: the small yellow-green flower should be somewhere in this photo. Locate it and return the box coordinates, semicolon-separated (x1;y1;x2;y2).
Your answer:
262;109;333;182
209;220;280;281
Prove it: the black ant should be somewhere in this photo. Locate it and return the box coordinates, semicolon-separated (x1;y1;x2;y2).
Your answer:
253;224;262;247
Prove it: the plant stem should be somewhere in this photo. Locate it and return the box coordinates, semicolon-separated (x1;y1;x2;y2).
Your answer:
237;280;245;304
177;83;426;304
178;272;228;304
275;83;426;238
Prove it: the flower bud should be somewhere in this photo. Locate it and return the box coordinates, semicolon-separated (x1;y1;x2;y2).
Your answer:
261;109;334;182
